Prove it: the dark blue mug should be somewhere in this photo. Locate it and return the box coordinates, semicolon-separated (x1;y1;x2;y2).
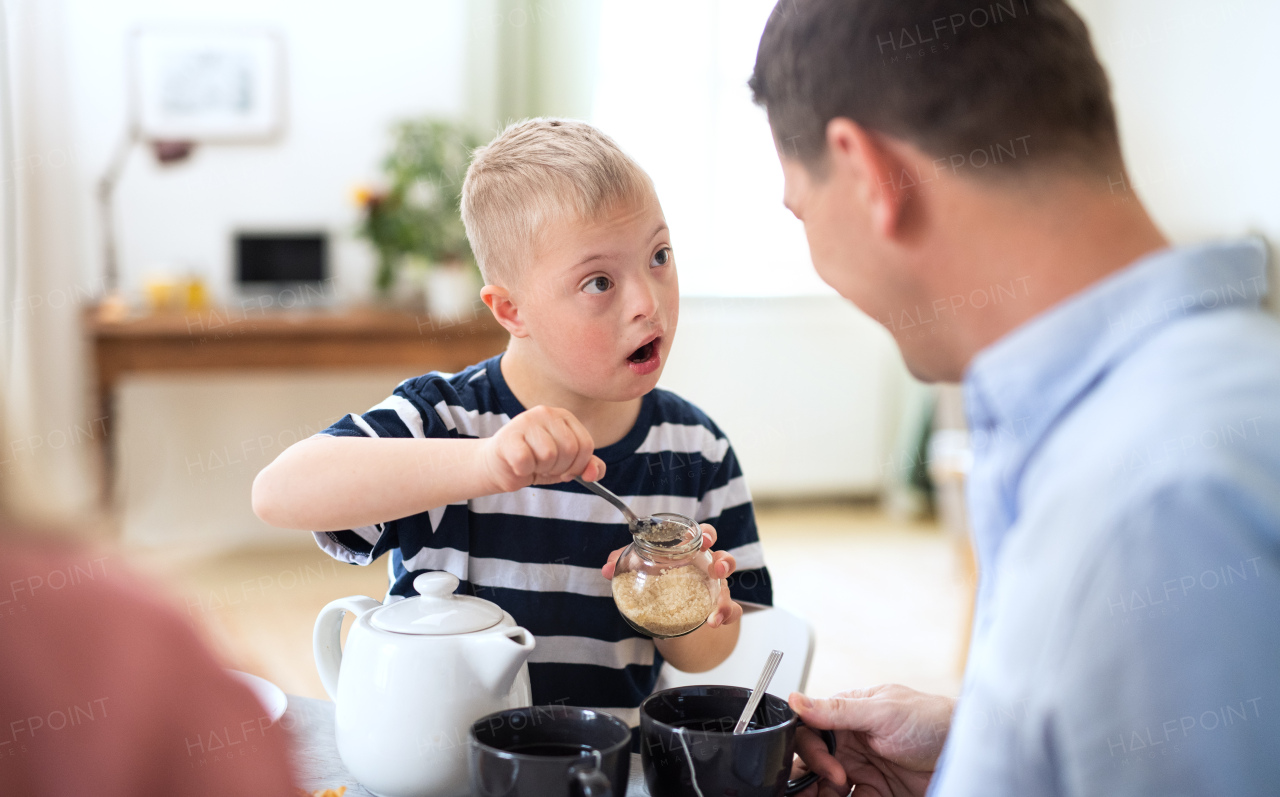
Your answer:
469;706;631;797
640;685;838;797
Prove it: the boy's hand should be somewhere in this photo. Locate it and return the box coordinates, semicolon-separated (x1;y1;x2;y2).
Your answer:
602;523;743;629
482;405;606;493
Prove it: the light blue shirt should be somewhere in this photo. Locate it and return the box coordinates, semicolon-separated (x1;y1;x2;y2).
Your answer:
932;240;1280;796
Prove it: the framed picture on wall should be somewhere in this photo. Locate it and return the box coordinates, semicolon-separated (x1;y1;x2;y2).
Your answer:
131;28;285;141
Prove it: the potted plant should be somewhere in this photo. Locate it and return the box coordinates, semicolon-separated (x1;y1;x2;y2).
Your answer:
355;118;483;312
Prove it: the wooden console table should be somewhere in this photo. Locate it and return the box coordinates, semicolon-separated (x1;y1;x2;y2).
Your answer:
85;304;508;504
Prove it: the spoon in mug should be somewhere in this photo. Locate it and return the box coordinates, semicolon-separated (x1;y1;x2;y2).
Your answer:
734;650;785;735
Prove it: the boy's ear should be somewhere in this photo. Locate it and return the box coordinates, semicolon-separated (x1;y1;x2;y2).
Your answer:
481;284;528;338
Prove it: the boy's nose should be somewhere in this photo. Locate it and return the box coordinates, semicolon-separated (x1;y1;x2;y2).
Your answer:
628;277;660;321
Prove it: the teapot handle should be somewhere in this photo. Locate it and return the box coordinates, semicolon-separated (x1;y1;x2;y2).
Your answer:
313;596;381;700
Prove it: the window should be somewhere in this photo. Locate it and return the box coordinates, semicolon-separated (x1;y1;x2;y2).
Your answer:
591;0;830;297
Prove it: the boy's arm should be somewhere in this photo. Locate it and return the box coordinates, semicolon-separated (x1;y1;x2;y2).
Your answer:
252;405;605;531
655;614;741;673
253;435;488;531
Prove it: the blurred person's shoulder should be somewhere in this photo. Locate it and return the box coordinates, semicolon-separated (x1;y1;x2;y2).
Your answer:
0;528;297;796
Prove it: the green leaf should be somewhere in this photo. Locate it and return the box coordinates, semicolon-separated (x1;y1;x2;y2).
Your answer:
356;117;483;289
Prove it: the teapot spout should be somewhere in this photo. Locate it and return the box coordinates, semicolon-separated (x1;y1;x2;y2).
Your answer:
472;627;536;698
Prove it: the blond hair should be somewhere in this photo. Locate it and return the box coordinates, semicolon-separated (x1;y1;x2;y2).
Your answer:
461;118;655;285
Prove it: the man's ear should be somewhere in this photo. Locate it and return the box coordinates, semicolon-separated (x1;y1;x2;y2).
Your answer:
826;118;912;239
481;284;528;338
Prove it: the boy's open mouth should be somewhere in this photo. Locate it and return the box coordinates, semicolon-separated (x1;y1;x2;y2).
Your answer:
628;339;658;363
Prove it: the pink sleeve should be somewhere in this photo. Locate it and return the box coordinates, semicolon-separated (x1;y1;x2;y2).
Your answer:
0;539;299;796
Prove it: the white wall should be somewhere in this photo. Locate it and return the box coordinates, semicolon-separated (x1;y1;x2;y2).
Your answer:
64;0;469;301
116;370;408;547
1070;0;1280;293
659;297;909;496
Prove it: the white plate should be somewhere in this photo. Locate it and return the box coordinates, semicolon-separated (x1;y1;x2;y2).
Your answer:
227;669;288;723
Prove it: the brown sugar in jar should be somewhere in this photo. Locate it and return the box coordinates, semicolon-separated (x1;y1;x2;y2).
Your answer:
610;513;720;638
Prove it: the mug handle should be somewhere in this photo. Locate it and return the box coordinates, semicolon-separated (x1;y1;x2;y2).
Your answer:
785;723;838;796
569;756;612;797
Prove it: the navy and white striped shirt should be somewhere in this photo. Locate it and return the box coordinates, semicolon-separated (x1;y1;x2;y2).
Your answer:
313;355;772;728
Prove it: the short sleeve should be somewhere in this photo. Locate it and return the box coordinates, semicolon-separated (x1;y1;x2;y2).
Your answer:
312;375;458;566
695;432;772;608
1046;474;1280;794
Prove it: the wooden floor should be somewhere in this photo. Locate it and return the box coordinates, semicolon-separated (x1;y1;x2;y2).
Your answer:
124;503;971;701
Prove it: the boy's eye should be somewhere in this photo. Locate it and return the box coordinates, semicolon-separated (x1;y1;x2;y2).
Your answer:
651;247;671;267
583;276;613;294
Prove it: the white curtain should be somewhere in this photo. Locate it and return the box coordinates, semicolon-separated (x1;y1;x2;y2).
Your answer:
465;0;603;132
0;0;99;523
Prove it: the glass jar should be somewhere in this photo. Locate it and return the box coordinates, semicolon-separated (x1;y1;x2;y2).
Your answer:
611;513;721;638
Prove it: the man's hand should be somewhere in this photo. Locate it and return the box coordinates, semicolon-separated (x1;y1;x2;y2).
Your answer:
482;405;606;492
788;684;955;797
602;523;742;629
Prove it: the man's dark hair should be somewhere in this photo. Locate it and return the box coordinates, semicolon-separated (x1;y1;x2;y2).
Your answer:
749;0;1122;176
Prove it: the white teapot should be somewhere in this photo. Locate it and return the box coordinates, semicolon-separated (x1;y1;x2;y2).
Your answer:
314;571;535;797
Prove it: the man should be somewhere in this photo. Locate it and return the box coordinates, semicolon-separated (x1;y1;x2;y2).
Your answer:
749;0;1280;794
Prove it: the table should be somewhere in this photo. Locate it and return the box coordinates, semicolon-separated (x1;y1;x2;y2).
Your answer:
283;695;650;796
84;303;508;504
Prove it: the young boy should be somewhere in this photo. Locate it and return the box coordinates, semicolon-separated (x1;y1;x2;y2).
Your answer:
252;119;771;730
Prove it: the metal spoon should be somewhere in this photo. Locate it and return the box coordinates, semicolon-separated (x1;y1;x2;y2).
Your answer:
734;650;785;735
573;476;649;531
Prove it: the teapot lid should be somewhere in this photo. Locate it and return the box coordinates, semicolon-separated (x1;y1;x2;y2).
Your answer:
370;572;504;635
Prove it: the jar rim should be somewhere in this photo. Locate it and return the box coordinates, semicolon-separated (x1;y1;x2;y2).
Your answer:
631;512;702;557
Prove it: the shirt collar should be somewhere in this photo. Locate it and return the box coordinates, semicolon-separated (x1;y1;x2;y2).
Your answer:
963;238;1269;441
